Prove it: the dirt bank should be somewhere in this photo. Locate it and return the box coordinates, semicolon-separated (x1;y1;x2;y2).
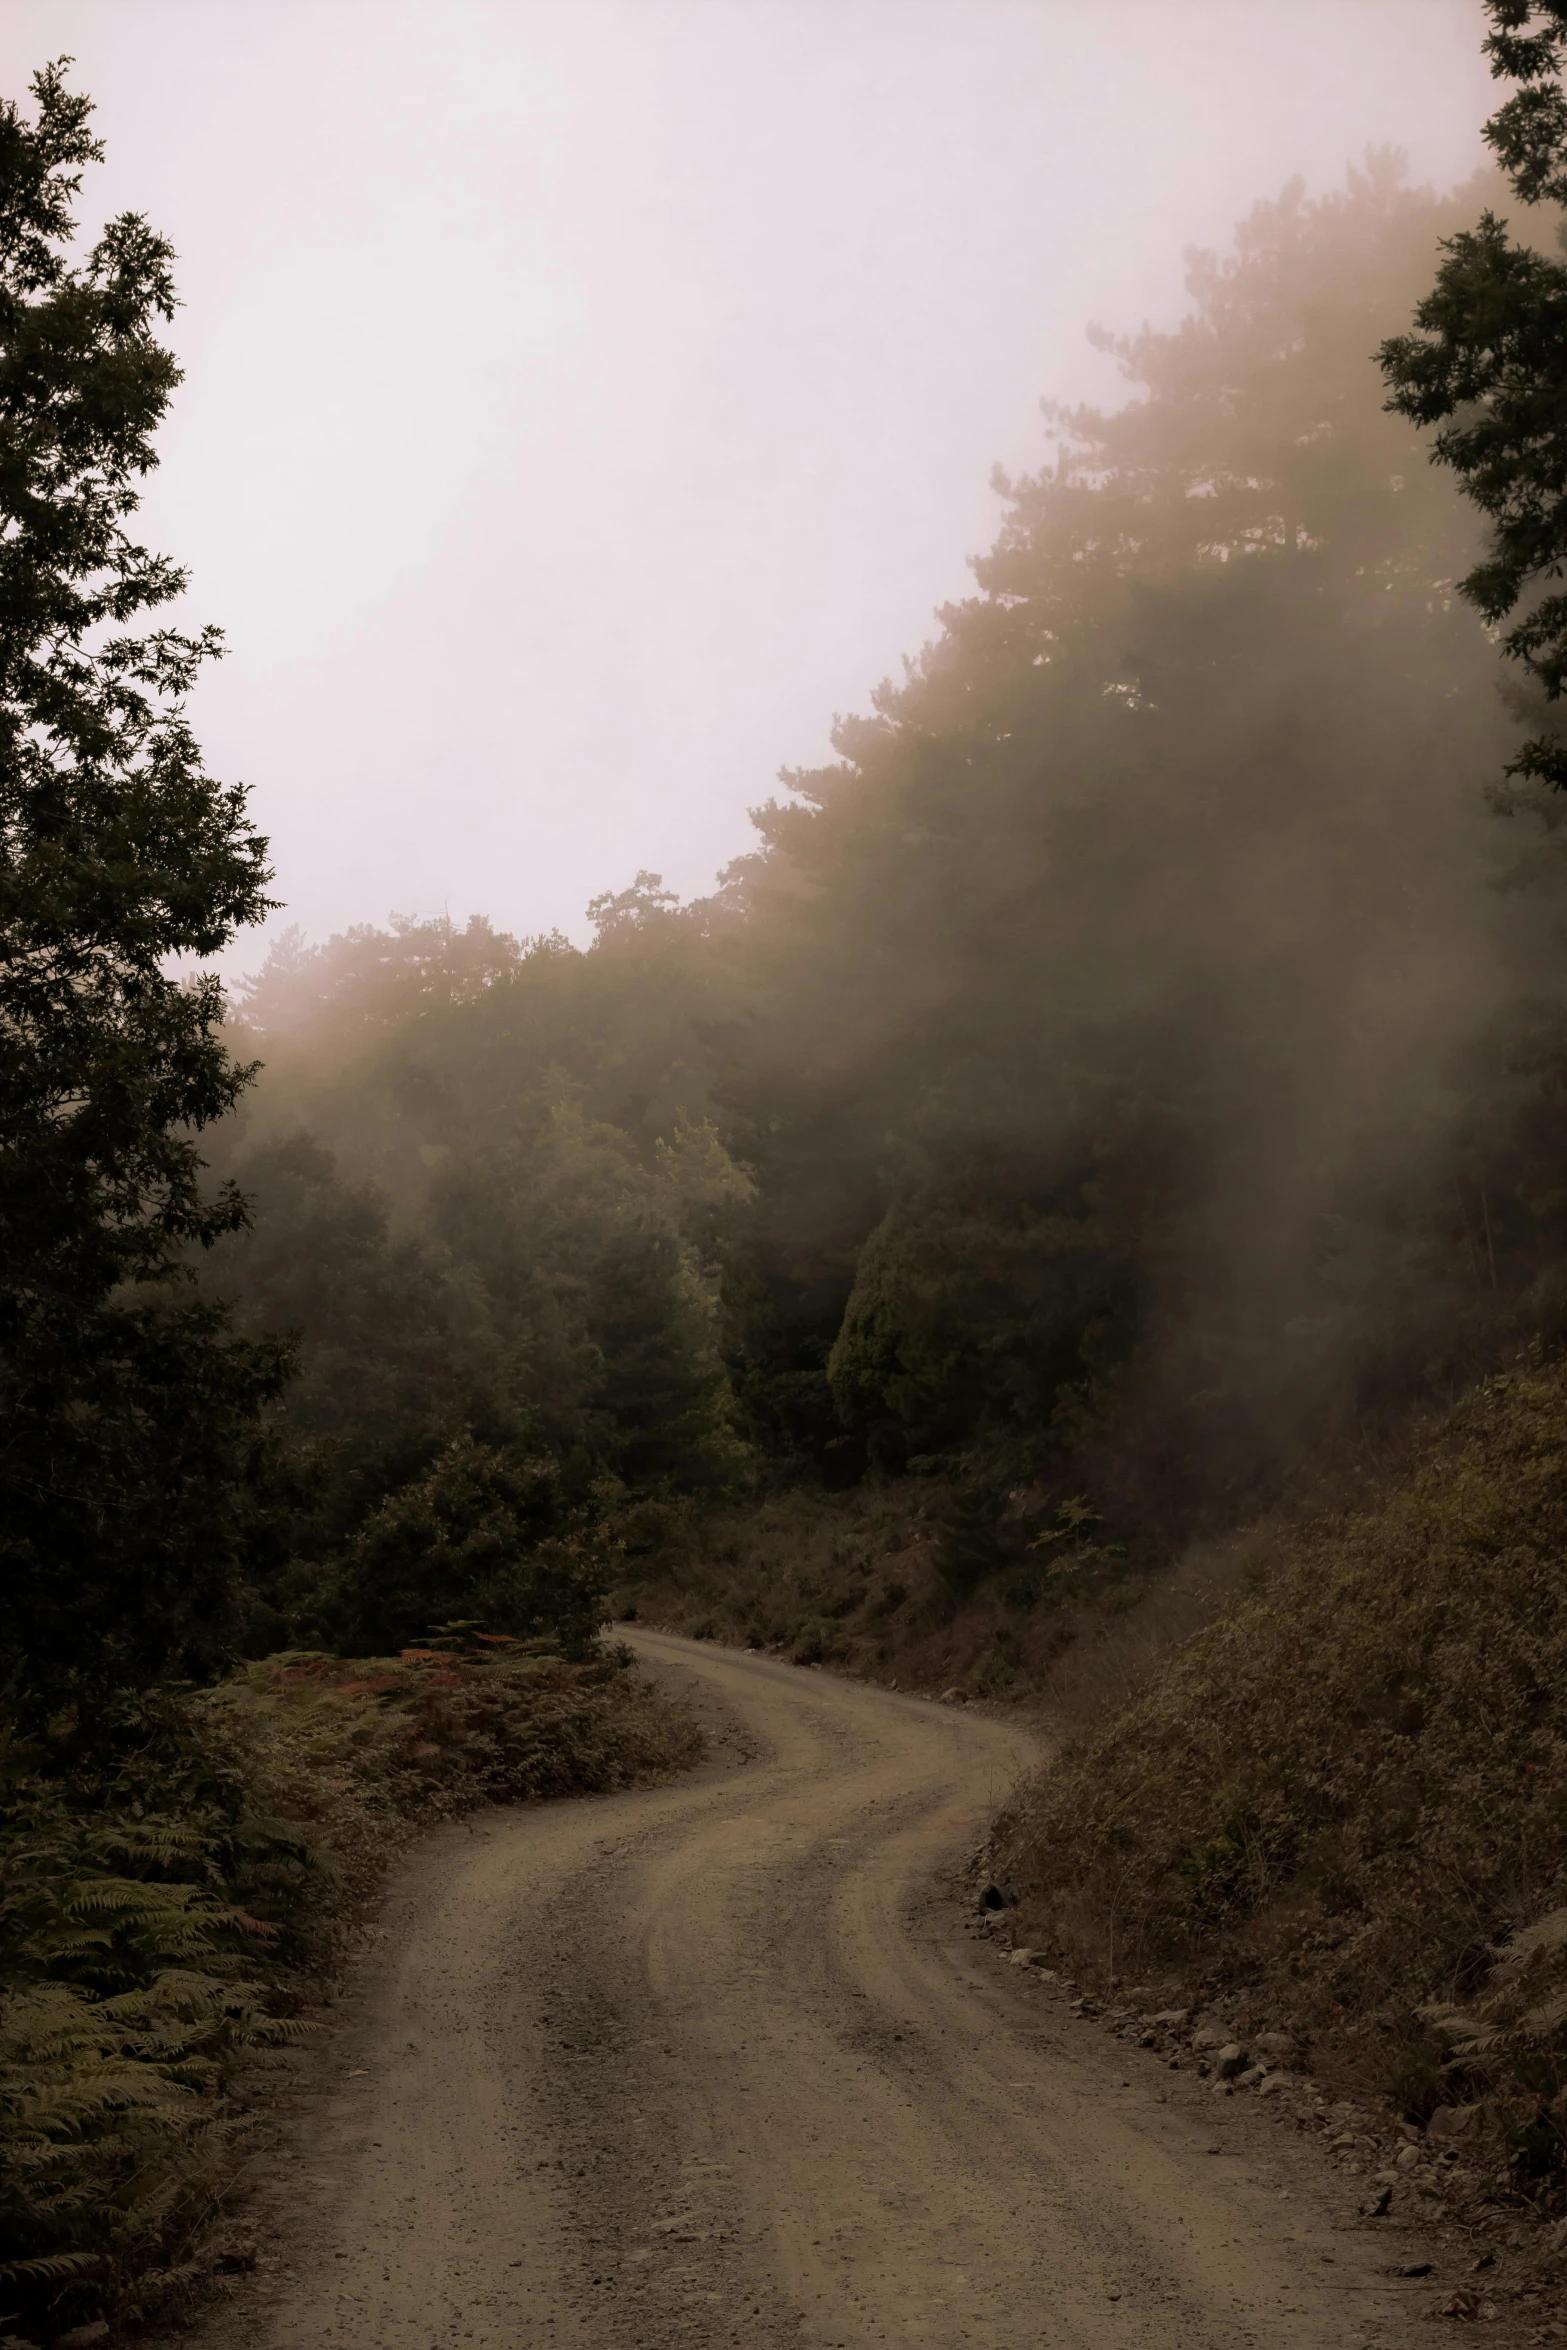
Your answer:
165;1633;1456;2349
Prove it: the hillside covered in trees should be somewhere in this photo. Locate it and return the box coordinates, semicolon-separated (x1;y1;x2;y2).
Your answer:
203;153;1567;1670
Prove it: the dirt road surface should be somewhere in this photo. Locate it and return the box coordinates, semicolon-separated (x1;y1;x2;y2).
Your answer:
186;1631;1443;2349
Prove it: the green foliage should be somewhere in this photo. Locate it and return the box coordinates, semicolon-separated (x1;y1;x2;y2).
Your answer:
204;1064;755;1645
426;1101;752;1489
827;1155;1141;1470
209;1131;508;1595
0;1695;304;2333
1380;3;1567;786
0;1646;701;2337
929;1482;1016;1607
330;1435;605;1657
0;64;279;1704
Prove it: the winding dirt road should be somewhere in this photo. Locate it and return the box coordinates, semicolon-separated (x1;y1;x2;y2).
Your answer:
191;1632;1440;2349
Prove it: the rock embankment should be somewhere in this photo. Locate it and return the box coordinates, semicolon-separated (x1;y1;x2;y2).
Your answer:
966;1883;1567;2335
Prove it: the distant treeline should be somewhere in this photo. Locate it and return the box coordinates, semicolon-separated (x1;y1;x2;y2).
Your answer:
201;157;1567;1650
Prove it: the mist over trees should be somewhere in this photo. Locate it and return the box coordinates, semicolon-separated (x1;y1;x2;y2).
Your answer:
204;147;1567;1642
15;33;1567;1686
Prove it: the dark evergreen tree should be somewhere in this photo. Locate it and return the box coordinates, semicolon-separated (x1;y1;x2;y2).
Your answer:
0;65;281;1704
1379;2;1567;788
329;1434;605;1657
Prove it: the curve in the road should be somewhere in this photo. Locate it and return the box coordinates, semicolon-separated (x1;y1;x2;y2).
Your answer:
186;1631;1432;2350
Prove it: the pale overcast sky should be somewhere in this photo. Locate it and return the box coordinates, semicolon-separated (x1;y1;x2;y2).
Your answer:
0;1;1496;961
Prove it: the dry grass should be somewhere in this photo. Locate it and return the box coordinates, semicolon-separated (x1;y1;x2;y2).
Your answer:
615;1473;1284;1718
615;1481;1074;1694
991;1358;1567;2181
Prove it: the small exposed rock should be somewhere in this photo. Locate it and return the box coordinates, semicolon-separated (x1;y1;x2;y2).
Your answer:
1191;2023;1226;2051
1215;2042;1248;2079
1395;2143;1421;2171
1149;2007;1190;2028
1256;2071;1296;2098
1253;2030;1296;2057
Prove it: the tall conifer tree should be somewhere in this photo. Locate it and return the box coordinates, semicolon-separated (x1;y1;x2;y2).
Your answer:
0;64;284;1704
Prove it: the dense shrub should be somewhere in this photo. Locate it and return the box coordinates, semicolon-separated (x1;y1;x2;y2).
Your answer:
326;1436;607;1657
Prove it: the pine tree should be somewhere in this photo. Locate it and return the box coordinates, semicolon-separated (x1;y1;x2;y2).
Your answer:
1379;2;1567;787
0;64;285;1706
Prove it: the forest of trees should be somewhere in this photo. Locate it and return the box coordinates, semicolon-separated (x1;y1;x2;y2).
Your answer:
12;7;1567;1699
196;147;1567;1651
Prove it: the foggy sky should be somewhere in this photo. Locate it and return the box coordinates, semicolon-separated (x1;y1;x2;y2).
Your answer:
0;0;1497;961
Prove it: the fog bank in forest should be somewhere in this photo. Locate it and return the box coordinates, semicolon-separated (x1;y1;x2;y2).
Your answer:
206;158;1567;1640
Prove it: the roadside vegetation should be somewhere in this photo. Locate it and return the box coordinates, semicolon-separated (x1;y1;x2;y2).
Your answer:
0;1639;700;2340
993;1361;1567;2177
610;1477;1209;1697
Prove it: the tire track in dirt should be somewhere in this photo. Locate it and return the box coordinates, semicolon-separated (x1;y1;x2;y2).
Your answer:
176;1632;1443;2349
